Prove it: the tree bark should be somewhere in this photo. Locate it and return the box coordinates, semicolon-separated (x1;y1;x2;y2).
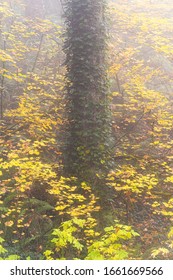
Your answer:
63;0;112;181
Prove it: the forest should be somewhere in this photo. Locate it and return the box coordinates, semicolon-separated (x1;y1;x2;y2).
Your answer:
0;0;173;260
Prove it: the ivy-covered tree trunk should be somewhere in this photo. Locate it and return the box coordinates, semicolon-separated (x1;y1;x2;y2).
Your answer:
63;0;112;180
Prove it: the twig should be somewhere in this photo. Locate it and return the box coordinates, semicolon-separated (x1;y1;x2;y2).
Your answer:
31;34;44;73
0;40;6;120
113;109;149;147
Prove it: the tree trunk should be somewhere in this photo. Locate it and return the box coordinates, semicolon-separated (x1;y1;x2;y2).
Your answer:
63;0;112;181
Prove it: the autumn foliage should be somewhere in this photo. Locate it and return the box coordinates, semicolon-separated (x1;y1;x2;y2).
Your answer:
0;0;173;260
